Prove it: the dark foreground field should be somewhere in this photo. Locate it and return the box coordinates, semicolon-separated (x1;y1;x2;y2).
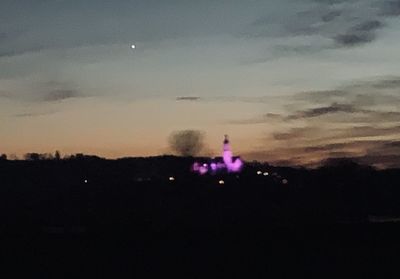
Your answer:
1;157;400;277
3;223;400;278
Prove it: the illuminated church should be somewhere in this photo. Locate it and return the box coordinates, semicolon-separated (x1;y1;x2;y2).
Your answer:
192;135;243;175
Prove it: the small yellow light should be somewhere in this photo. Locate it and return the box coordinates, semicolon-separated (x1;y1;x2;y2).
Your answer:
219;180;225;185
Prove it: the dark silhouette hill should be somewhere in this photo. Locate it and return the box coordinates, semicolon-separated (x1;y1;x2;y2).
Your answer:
1;155;400;230
1;155;400;277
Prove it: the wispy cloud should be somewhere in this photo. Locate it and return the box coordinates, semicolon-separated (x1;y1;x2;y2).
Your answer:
13;111;55;118
0;80;84;103
272;127;321;141
288;103;358;119
380;0;400;16
43;89;80;102
295;77;400;105
228;113;285;125
334;20;384;47
176;96;201;101
236;76;400;168
247;0;400;55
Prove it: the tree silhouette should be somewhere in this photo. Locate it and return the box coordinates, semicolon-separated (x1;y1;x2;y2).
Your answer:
55;150;61;160
24;153;54;161
0;154;7;160
24;153;40;161
169;130;205;157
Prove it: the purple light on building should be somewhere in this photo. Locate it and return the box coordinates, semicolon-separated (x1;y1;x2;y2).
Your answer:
223;135;243;172
199;166;208;175
192;162;200;172
192;135;243;175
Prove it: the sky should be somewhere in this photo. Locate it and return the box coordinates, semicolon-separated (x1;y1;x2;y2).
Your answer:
1;0;400;168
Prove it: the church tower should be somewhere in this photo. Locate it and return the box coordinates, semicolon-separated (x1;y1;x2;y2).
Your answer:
223;135;233;168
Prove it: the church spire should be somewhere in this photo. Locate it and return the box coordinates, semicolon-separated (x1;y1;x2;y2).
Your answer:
224;134;229;144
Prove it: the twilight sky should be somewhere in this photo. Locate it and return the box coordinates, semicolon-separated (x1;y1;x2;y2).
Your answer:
1;0;400;168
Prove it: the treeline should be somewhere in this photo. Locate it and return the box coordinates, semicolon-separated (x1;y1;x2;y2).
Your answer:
0;151;105;161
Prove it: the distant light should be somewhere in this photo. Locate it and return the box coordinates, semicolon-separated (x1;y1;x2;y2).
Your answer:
84;179;88;184
219;180;225;185
257;171;262;175
282;179;288;184
263;172;269;176
203;163;208;167
199;167;208;175
131;44;136;49
169;176;175;181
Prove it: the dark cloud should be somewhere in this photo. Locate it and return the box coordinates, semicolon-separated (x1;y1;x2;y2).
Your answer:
264;113;283;119
248;0;400;53
334;20;384;47
380;0;400;16
240;76;400;168
288;103;358;119
321;10;342;22
231;76;400;135
334;33;375;47
1;81;85;103
43;89;79;102
356;20;384;32
14;111;55;118
176;97;201;101
302;103;356;117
